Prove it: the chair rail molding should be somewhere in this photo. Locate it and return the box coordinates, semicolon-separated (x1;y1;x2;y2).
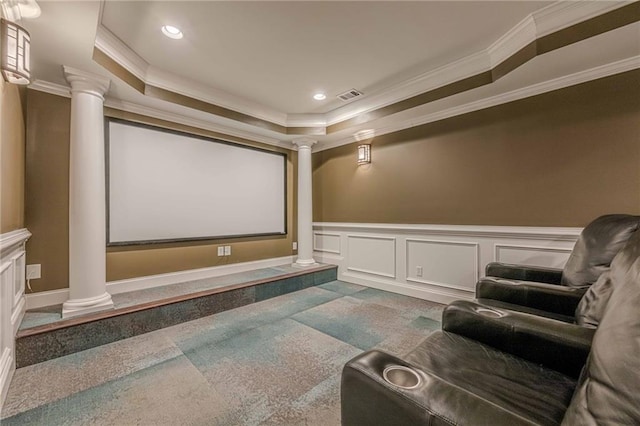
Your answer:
313;222;581;304
0;228;31;408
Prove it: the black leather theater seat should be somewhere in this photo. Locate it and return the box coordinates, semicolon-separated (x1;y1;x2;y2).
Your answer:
341;224;640;425
478;214;640;320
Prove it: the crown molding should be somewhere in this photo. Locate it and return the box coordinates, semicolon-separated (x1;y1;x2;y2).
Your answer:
94;25;148;81
96;23;288;127
27;79;290;150
286;113;326;127
532;0;630;37
144;66;288;127
30;54;639;155
488;15;537;68
324;1;633;127
315;55;640;153
324;50;491;127
93;1;633;130
28;79;71;97
102;98;290;150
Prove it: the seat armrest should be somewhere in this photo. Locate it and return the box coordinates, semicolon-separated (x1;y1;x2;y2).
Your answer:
476;277;586;317
341;349;536;426
442;300;594;378
341;350;435;426
485;262;563;284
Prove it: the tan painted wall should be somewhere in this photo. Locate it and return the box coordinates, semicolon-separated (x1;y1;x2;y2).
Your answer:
25;90;70;292
313;70;640;227
25;90;297;292
0;81;26;234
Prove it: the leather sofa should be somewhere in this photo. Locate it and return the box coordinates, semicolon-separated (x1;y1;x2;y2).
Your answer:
341;226;640;425
478;214;640;322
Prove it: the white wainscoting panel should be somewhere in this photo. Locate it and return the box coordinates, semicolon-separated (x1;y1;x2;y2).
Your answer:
313;232;341;254
346;235;396;278
0;262;12;406
495;244;572;269
313;222;580;305
0;228;31;409
406;239;479;293
11;252;26;333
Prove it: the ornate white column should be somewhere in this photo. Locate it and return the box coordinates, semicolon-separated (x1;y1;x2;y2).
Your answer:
62;66;114;318
292;138;318;267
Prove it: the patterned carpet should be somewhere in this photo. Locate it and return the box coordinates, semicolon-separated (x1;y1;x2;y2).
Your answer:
2;281;443;425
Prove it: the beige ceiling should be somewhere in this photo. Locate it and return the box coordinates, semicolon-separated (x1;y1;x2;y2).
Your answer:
100;1;548;114
18;1;640;148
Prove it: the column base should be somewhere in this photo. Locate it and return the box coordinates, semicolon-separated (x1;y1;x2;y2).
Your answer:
62;292;114;319
292;258;319;268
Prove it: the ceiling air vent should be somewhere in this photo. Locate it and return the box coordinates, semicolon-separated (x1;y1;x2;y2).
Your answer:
337;89;363;102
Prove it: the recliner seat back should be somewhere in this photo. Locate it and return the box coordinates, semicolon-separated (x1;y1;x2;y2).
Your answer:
562;228;640;424
561;214;640;288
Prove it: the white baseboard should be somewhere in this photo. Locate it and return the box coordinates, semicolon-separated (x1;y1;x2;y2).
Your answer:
107;255;295;294
24;288;69;310
25;255;295;310
341;270;473;305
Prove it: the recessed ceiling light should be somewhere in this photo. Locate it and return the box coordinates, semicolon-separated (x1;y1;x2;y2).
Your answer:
161;25;183;40
313;93;326;101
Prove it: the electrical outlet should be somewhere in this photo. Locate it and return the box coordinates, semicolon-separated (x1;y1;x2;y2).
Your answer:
416;266;423;277
292;242;297;250
217;246;224;256
224;245;231;256
26;264;41;280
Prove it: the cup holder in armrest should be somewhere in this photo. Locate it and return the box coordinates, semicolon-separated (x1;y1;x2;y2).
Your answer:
382;365;422;389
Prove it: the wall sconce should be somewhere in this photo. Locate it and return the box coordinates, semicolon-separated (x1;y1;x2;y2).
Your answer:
357;144;371;165
1;18;31;85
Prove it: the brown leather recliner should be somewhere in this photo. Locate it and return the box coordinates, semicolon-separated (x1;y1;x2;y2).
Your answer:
341;227;640;425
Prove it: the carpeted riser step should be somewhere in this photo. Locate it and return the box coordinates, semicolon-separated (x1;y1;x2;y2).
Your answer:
16;266;337;368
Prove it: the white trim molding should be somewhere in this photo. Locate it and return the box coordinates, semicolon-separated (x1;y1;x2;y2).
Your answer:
313;222;580;305
0;228;31;408
26;81;291;151
25;255;296;310
29;56;639;156
316;55;640;153
92;1;632;130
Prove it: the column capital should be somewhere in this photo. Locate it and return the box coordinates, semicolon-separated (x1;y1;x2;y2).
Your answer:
63;65;110;100
292;138;317;149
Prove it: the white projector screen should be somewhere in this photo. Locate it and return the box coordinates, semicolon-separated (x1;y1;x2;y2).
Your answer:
107;119;286;245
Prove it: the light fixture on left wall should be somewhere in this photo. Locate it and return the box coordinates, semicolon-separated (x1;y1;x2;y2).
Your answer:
1;18;31;85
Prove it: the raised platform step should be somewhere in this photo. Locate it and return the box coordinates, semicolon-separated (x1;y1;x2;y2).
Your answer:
16;264;337;368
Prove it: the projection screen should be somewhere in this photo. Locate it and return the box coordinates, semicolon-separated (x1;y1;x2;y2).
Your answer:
107;119;286;245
